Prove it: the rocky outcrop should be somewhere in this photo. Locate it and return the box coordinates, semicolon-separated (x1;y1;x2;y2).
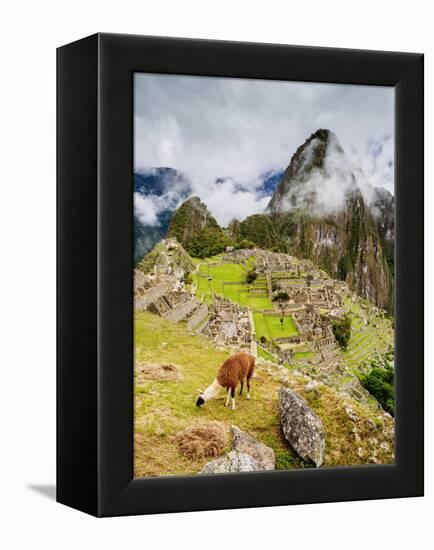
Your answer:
231;426;275;470
199;450;261;474
369;186;394;278
279;386;325;467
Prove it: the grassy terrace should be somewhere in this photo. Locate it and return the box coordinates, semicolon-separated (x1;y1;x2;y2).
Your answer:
343;297;394;370
194;259;274;310
253;312;298;341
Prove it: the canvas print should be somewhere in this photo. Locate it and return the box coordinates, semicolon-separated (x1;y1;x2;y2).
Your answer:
133;74;395;477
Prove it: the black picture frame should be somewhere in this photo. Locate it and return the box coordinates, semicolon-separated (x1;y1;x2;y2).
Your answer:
57;33;424;517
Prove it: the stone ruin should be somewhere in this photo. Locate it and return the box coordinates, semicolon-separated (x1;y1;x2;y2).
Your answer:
203;295;252;350
134;269;209;332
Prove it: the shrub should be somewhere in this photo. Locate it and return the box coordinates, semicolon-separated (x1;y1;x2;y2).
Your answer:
332;314;351;349
245;270;258;284
272;290;289;302
235;238;256;250
187;227;233;258
361;365;394;416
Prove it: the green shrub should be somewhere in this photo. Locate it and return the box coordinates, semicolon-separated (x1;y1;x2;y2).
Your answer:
235;238;256;250
332;314;351;349
245;270;258;284
361;365;394;416
187;227;233;258
272;290;289;302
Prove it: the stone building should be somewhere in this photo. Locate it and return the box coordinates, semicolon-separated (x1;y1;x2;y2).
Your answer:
204;295;252;349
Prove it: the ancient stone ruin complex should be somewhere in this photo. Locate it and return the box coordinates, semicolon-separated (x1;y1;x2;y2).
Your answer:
203;295;252;350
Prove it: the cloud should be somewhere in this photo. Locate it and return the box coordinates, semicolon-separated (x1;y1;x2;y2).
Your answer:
134;193;160;226
134;73;394;225
203;178;272;226
277;133;363;215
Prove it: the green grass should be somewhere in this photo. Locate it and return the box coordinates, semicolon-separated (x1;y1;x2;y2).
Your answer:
294;351;314;360
257;346;277;362
134;310;302;477
194;261;273;310
201;262;247;282
342;296;394;371
246;294;274;310
134;310;395;475
253;312;298;341
264;314;298;338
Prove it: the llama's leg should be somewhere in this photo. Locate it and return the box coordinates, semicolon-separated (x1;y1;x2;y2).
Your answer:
239;380;244;396
246;377;251;400
231;386;236;410
225;388;231;407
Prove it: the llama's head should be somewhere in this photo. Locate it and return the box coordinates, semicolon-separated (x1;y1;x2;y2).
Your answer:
195;392;206;407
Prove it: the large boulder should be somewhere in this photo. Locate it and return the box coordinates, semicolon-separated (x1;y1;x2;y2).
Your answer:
279;387;325;467
199;451;261;474
231;425;275;470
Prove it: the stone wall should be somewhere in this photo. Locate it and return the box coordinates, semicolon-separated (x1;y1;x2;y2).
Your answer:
164;297;200;323
135;280;173;310
187;303;209;331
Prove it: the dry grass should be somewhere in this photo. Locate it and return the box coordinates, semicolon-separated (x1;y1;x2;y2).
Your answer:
175;422;228;459
136;362;183;382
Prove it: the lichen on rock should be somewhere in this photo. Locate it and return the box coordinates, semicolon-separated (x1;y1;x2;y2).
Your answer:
231;425;275;470
279;386;325;467
199;450;261;474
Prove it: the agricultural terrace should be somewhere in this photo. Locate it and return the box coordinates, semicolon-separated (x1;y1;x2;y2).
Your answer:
343;296;394;371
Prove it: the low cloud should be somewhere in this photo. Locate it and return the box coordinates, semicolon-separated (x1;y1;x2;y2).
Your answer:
134;73;394;225
134;194;160;226
200;178;272;225
277;133;378;216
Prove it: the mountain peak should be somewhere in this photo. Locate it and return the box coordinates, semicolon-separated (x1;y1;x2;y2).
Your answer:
267;129;354;215
309;128;334;142
183;195;205;208
167;196;221;248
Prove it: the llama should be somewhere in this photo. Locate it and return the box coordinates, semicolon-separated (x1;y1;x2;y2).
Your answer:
196;352;255;411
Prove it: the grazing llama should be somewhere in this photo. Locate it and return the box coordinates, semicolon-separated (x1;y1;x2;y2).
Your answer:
196;352;255;411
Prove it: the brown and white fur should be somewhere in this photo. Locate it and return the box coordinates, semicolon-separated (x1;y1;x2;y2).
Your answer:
196;353;255;411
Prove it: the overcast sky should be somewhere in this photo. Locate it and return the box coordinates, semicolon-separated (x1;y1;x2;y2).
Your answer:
134;73;394;226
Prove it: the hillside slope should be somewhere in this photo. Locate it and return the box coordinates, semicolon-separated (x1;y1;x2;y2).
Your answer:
134;311;394;477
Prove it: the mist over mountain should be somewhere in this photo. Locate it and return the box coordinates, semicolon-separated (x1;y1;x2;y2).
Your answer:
267;129;393;309
161;129;394;310
133;168;282;264
133;168;192;264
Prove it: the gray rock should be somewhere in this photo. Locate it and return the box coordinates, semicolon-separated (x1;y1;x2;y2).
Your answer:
199;451;261;474
305;380;320;393
344;404;359;422
279;387;325;467
231;426;275;470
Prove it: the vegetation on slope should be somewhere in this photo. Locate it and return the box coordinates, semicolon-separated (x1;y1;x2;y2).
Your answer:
237;214;284;251
134;311;394;477
332;314;352;350
134;311;305;476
